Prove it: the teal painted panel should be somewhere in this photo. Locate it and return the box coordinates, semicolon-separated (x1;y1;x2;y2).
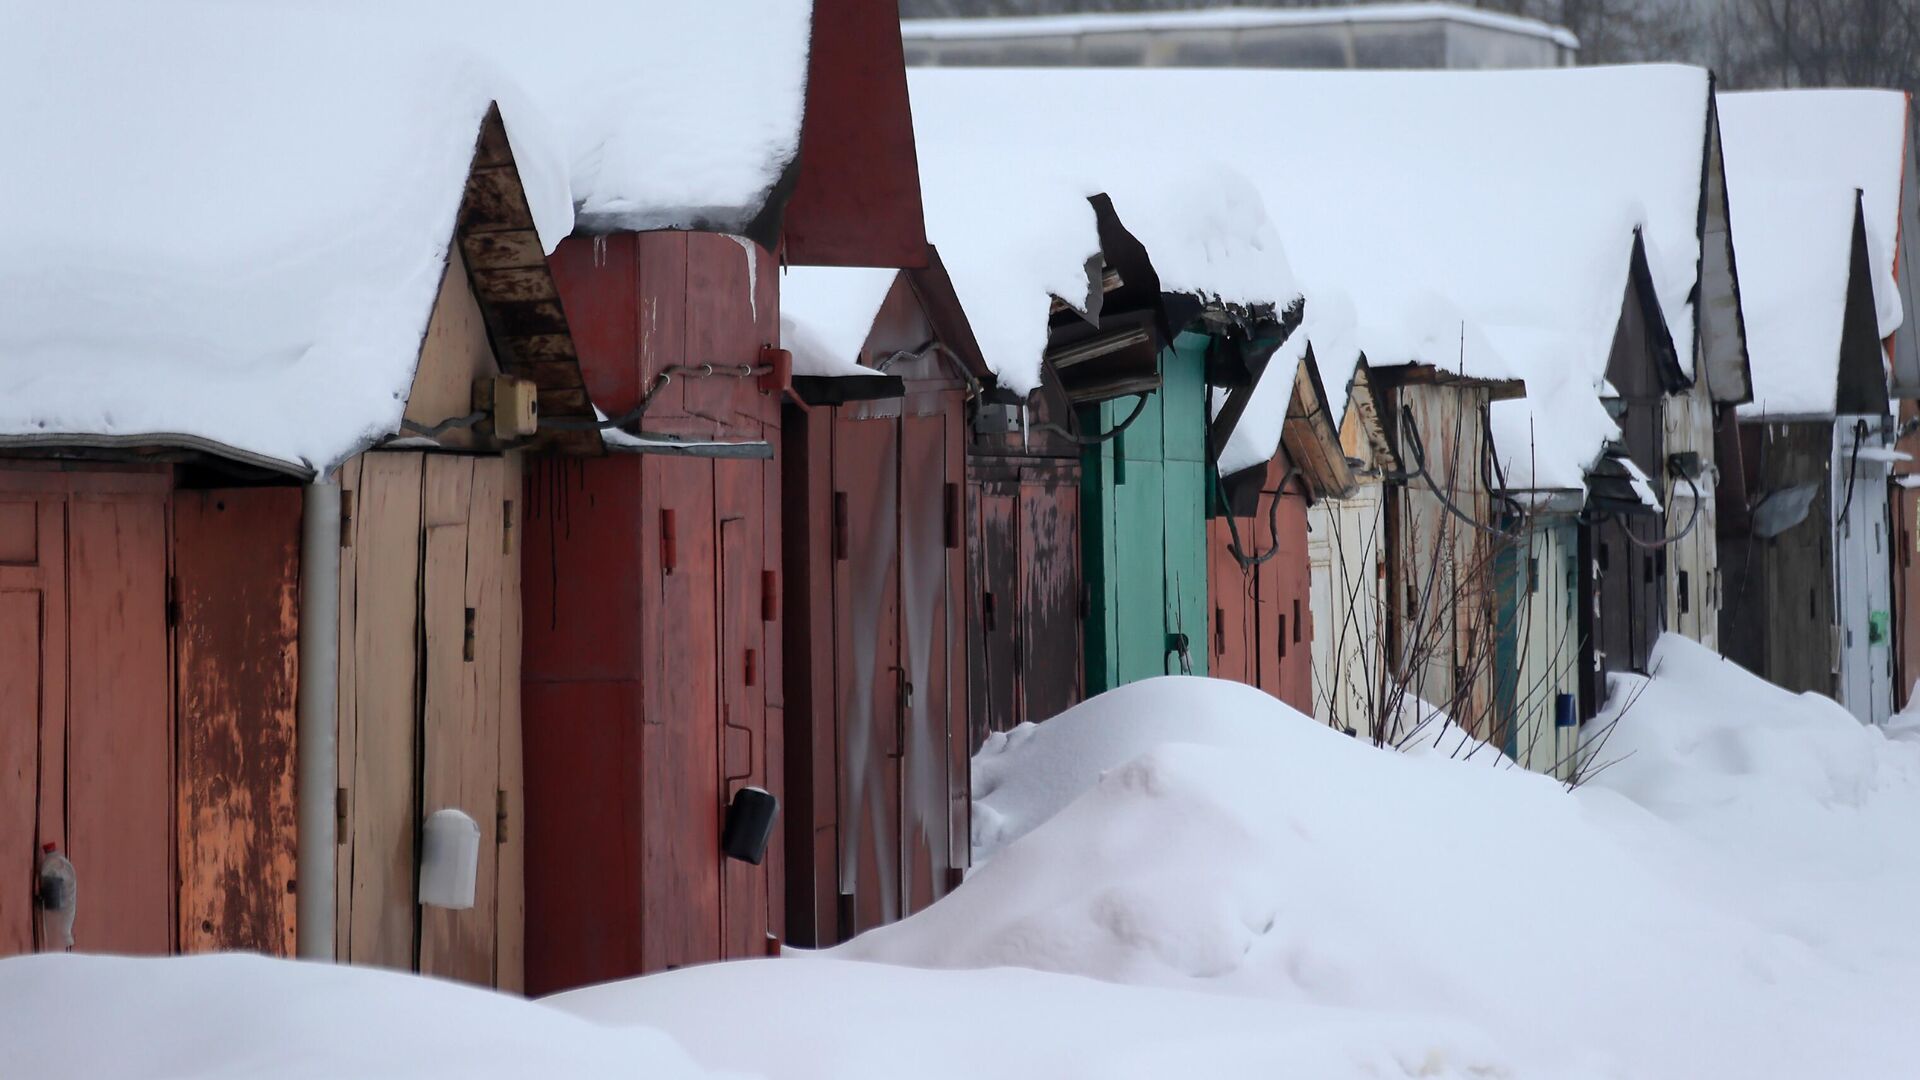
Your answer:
1162;333;1210;463
1162;458;1208;677
1114;458;1170;681
1079;335;1216;690
1081;424;1121;694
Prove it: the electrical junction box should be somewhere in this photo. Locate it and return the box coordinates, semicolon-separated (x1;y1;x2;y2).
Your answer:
475;375;539;439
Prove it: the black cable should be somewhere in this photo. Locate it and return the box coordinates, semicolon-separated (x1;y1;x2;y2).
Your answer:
1387;404;1522;541
1040;392;1150;446
1835;418;1869;528
1613;472;1702;551
400;411;487;438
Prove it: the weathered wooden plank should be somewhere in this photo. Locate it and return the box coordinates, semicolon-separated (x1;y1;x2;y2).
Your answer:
716;462;763;961
347;451;425;970
32;501;67;877
66;494;173;954
0;585;41;955
461;231;547;272
495;456;526;992
420;454;492;985
641;456;723;970
403;249;498;453
334;456;362;956
1020;472;1082;724
174;488;300;956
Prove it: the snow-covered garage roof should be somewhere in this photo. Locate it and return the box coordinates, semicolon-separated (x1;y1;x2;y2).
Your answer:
919;65;1726;495
781;267;909;379
906;68;1303;400
0;4;573;475
427;0;814;242
1719;89;1910;419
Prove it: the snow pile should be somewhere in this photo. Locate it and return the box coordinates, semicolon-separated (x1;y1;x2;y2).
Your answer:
566;660;1920;1079
908;69;1302;397
0;953;728;1080
1719;89;1910;418
778;266;905;378
0;2;572;474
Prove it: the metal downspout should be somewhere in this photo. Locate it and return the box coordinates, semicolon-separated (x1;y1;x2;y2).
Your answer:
296;479;341;959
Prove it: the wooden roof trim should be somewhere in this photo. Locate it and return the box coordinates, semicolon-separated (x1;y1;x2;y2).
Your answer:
454;104;603;456
1282;350;1357;500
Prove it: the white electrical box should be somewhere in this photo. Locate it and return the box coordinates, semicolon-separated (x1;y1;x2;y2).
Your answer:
419;808;481;910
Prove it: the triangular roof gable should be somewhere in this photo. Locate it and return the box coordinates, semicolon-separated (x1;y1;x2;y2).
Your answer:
448;106;602;457
1697;87;1756;406
1838;194;1895;417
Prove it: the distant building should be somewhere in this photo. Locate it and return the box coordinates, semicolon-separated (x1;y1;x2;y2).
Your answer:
901;3;1578;71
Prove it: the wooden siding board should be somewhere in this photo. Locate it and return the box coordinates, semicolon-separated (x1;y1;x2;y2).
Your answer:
717;458;769;961
0;586;40;954
1020;471;1082;724
333;457;362;955
344;451;425;970
420;455;500;986
496;456;526;993
174;488;300;956
66;494;173;954
642;456;723;971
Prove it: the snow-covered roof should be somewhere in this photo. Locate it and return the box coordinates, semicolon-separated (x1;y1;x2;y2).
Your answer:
921;66;1715;495
1719;89;1910;419
901;3;1581;50
907;69;1303;399
780;266;908;378
430;0;814;239
0;3;573;475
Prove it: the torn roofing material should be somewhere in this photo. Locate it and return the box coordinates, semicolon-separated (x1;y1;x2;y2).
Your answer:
1719;89;1910;419
0;2;573;475
906;67;1304;401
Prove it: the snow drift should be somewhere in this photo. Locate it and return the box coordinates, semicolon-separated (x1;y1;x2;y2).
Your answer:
0;952;724;1079
566;650;1920;1079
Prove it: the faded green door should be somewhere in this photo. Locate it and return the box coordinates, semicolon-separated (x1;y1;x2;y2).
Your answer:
1082;333;1210;692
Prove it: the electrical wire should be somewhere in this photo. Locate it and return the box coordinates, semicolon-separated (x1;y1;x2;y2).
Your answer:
1039;392;1151;446
1386;404;1522;541
1612;472;1702;551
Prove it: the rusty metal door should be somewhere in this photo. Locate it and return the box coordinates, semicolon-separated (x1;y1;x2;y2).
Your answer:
832;416;901;935
1018;470;1082;724
899;412;958;910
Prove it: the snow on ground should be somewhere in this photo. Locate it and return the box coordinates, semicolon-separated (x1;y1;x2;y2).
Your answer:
0;952;724;1080
12;638;1920;1079
560;643;1920;1080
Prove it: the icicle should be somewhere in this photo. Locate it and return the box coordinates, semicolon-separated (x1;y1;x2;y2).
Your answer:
727;236;759;322
592;234;607;268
